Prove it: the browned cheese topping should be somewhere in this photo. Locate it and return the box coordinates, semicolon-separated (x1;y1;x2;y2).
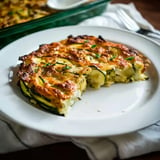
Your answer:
17;35;150;114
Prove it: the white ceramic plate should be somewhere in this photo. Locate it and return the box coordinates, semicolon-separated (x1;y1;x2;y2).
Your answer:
0;26;160;137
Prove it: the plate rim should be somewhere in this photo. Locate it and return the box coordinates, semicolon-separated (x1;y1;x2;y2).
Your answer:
0;25;160;137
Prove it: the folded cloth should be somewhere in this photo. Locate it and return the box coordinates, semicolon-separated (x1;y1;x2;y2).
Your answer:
79;3;160;41
0;3;160;160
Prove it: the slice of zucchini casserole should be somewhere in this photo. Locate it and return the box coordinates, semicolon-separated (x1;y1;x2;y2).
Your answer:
17;35;150;115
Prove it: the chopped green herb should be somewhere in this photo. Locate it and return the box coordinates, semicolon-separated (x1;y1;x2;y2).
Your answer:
39;76;45;83
125;56;135;60
46;63;52;66
109;55;116;61
8;11;14;15
91;44;97;48
56;62;65;65
63;65;71;70
43;63;53;67
84;40;89;43
95;53;101;58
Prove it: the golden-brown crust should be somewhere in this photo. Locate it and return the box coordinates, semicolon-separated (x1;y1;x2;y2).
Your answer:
17;35;149;110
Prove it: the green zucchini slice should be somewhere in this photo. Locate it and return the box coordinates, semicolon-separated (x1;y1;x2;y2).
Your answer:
87;66;106;88
19;80;61;115
37;103;60;115
19;80;31;98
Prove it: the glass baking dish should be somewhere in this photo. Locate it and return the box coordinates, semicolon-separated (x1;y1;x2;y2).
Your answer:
0;0;110;49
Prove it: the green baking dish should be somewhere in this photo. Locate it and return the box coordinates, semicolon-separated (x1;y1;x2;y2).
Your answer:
0;0;110;49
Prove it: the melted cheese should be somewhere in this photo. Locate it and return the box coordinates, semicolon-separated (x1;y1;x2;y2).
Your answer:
17;35;150;115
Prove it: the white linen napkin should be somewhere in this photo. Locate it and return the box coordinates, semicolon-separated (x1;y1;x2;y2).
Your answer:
79;3;160;41
0;3;160;160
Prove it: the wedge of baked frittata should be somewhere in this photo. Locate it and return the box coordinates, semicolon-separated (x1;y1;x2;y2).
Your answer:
17;35;150;115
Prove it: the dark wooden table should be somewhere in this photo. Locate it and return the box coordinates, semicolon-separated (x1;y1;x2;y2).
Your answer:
1;0;160;160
